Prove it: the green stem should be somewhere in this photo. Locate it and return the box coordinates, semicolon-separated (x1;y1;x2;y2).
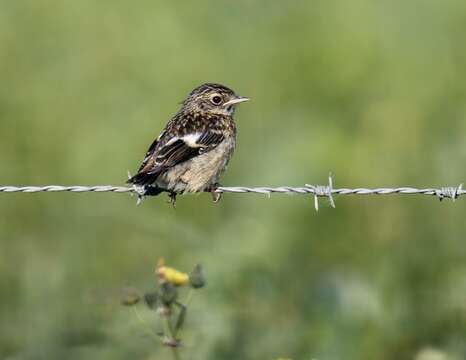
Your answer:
163;311;175;338
163;309;181;360
184;289;194;307
171;347;181;360
132;306;159;343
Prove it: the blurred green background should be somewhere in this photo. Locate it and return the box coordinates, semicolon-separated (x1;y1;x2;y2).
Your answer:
1;1;465;359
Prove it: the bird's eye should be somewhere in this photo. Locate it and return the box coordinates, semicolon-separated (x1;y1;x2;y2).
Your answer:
211;95;222;105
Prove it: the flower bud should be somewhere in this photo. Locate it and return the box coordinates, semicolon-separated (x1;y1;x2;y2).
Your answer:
120;287;140;306
189;264;206;289
159;282;178;306
143;291;158;309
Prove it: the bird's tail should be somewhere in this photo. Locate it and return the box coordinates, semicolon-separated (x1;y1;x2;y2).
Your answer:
127;171;158;186
127;172;165;197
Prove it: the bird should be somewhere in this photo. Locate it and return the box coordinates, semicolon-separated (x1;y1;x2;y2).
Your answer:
127;83;249;204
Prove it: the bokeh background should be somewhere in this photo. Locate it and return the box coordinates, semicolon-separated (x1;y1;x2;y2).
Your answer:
1;1;465;359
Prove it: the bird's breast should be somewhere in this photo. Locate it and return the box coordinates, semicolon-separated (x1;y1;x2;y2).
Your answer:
157;136;236;193
183;136;236;186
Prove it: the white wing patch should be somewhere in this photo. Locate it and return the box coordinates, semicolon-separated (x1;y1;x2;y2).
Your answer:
180;133;202;147
163;137;180;147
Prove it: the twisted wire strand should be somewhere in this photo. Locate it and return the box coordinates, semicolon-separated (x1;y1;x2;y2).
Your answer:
0;185;133;193
0;184;463;200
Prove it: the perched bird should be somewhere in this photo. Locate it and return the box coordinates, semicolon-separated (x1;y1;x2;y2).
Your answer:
127;83;249;204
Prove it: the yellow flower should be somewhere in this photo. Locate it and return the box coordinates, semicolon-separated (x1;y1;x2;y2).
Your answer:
156;258;189;286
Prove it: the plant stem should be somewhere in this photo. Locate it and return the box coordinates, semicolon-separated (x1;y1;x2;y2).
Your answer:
132;306;159;343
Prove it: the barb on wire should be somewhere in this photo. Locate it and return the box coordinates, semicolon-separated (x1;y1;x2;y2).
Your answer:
0;177;464;210
436;183;463;202
305;174;335;211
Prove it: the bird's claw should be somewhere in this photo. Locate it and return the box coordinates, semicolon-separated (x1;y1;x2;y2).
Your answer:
208;183;222;203
168;192;177;207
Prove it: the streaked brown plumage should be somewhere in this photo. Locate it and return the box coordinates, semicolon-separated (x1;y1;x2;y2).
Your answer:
127;83;249;203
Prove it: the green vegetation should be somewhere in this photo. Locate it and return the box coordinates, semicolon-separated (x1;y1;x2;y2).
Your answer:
1;1;465;359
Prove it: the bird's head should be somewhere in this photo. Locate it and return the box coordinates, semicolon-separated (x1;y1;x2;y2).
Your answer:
181;83;249;116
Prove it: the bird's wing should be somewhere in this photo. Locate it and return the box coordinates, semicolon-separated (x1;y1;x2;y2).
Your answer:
135;136;160;174
128;131;224;185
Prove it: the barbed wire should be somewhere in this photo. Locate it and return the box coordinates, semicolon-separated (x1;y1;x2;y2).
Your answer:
0;176;463;210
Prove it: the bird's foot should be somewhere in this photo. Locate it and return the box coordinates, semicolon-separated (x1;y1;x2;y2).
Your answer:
207;183;222;203
167;192;177;208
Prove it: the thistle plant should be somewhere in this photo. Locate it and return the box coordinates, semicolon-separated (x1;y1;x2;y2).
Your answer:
121;259;205;359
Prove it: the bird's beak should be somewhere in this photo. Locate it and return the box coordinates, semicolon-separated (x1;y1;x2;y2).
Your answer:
223;96;250;107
